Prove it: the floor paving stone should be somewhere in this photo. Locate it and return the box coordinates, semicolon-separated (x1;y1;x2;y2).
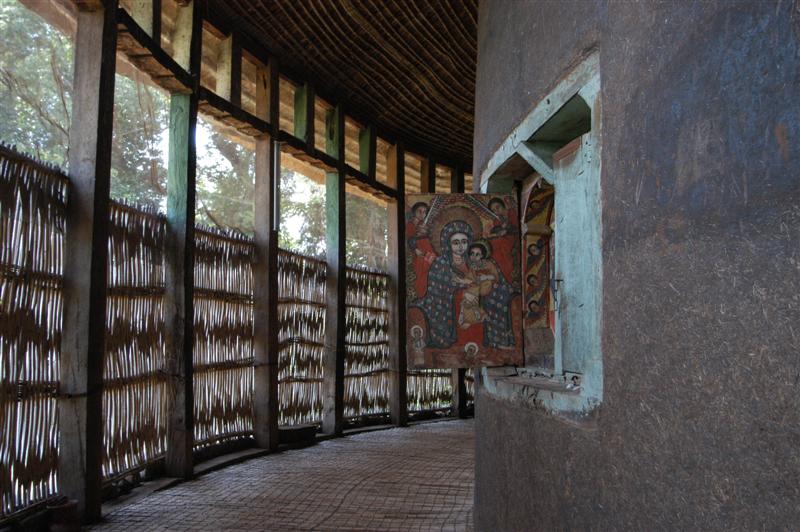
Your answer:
88;419;474;531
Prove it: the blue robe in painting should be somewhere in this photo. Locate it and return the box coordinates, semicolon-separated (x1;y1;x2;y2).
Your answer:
413;220;516;349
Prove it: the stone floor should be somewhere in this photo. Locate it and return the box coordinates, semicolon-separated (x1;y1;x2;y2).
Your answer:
89;419;474;531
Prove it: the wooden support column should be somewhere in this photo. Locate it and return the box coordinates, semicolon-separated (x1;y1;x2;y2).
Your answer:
216;33;241;106
359;124;376;178
387;142;407;426
60;2;118;521
253;57;280;450
164;0;201;479
322;104;346;435
450;167;469;418
421;156;435;193
293;82;315;150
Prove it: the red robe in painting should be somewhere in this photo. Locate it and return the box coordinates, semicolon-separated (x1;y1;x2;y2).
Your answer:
406;219;436;296
488;206;519;283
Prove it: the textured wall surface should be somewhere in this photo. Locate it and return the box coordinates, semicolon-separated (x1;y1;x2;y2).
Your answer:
474;1;800;530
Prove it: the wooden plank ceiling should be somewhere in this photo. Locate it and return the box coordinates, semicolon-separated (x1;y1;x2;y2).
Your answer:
208;0;477;169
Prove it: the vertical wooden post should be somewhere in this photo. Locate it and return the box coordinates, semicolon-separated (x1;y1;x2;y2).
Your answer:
152;0;161;46
322;104;346;435
421;156;435;194
253;57;280;450
164;0;201;479
359;124;376;178
449;167;468;418
216;33;241;106
60;2;118;521
387;142;407;426
293;82;315;150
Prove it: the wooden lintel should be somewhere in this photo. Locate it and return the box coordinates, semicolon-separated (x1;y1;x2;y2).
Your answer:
117;8;192;92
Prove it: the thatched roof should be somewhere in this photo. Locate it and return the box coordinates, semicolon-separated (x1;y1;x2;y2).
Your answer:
208;0;477;170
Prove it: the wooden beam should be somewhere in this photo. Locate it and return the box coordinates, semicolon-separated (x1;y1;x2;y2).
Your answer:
293;82;314;150
452;167;465;194
359;124;376;179
421;157;435;194
151;0;161;45
322;104;346;436
448;167;468;418
387;142;407;426
164;0;201;478
60;2;118;522
215;33;241;106
171;0;193;71
252;59;280;450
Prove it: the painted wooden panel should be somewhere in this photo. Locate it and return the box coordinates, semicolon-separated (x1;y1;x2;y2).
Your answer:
406;193;523;368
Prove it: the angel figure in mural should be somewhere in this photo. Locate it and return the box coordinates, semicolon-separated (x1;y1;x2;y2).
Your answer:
487;197;519;282
406;201;436;296
414;219;516;350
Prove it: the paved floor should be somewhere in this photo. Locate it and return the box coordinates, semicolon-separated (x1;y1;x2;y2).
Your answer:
89;419;474;531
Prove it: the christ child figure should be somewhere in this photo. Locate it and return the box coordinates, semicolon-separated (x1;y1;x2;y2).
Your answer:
457;241;499;329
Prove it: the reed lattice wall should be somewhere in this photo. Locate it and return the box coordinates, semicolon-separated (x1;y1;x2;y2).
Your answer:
344;267;391;419
407;369;453;412
103;201;168;479
277;250;326;426
193;227;255;448
0;145;65;519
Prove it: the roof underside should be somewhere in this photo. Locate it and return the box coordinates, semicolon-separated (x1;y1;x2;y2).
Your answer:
209;0;477;169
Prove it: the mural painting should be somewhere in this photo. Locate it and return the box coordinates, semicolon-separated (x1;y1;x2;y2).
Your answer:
522;182;556;369
406;193;523;368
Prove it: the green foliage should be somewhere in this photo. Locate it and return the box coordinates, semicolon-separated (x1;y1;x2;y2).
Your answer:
110;72;169;210
0;0;73;168
195;118;255;234
0;0;388;270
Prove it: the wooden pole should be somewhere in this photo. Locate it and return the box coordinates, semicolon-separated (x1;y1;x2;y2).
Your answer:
359;124;376;179
387;142;407;426
60;2;118;521
164;0;201;478
450;167;468;418
293;82;315;150
253;57;280;450
322;104;346;435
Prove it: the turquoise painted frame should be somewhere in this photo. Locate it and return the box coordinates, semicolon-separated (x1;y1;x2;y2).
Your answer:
477;52;603;420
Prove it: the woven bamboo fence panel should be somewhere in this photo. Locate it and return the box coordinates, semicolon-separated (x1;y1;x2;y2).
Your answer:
407;369;452;412
103;201;168;479
0;145;65;519
465;368;474;407
277;249;326;426
193;227;255;448
344;267;391;418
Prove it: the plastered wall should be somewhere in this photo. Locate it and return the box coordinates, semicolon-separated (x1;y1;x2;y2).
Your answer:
473;1;800;529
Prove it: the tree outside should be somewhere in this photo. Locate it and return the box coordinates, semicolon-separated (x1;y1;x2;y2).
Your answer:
1;0;388;270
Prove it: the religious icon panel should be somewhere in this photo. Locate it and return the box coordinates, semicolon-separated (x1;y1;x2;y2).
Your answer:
406;193;523;368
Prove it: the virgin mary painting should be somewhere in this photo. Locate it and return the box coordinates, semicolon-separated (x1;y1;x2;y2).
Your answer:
406;194;523;368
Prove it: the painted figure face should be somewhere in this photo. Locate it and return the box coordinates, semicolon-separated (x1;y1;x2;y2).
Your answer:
414;205;428;220
490;200;506;215
469;247;484;262
450;232;469;257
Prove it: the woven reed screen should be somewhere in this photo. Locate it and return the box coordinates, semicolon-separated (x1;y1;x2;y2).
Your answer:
103;201;168;479
465;368;475;407
407;369;452;412
193;227;255;448
277;250;326;426
0;145;65;519
344;267;391;418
